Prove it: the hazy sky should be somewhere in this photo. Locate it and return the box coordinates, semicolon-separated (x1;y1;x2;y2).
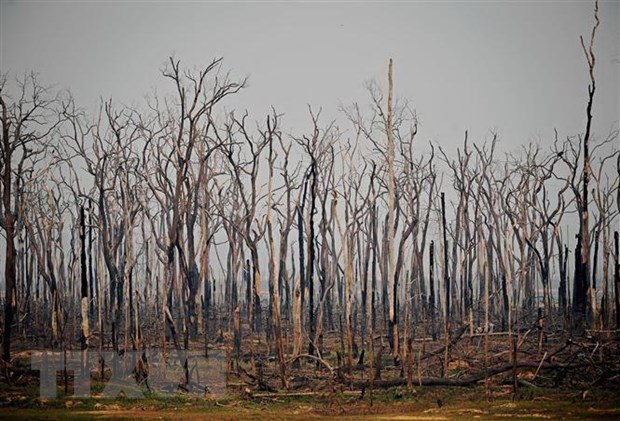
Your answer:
1;1;619;154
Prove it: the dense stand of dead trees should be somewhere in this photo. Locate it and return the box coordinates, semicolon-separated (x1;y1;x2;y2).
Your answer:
0;4;619;392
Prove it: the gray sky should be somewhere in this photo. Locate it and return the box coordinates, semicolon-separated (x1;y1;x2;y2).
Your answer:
1;1;619;153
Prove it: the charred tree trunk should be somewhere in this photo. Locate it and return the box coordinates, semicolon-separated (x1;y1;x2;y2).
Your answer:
573;234;586;319
88;206;95;321
293;204;305;365
558;239;568;315
614;231;619;330
574;2;599;326
441;192;450;377
307;163;317;356
441;193;450;327
80;206;90;350
429;240;436;340
1;94;16;363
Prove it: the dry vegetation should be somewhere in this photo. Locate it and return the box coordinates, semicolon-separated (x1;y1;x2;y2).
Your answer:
0;2;619;419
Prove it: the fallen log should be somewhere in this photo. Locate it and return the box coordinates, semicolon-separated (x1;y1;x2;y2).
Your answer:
238;367;278;392
287;353;334;374
348;361;586;389
251;390;361;399
420;324;469;361
332;325;469;377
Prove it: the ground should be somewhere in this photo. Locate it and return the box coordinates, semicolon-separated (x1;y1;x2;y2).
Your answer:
0;383;619;420
2;331;619;420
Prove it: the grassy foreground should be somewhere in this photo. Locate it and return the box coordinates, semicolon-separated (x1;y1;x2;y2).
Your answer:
0;384;619;420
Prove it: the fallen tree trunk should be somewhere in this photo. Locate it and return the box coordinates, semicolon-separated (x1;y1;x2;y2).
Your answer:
420;323;468;361
251;390;362;399
348;361;586;388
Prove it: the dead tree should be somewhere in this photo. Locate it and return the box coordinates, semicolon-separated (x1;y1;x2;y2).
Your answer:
342;59;414;364
21;176;65;348
263;111;288;388
574;0;599;324
590;138;619;328
274;135;302;325
0;74;60;362
79;206;89;349
385;59;399;363
63;98;144;352
293;108;336;356
333;135;371;373
143;58;243;349
615;231;620;330
315;146;336;358
440;192;450;374
220;111;267;338
439;135;475;328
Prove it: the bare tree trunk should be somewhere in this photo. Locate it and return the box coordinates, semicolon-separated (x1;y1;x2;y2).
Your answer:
385;58;399;364
292;271;303;366
592;228;600;326
556;226;568;316
575;1;599;325
88;205;95;321
80;206;90;350
97;236;104;377
614;231;619;330
440;192;450;376
333;195;354;373
266;126;288;389
307;163;317;356
601;233;610;329
429;241;436;340
0;94;16;363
